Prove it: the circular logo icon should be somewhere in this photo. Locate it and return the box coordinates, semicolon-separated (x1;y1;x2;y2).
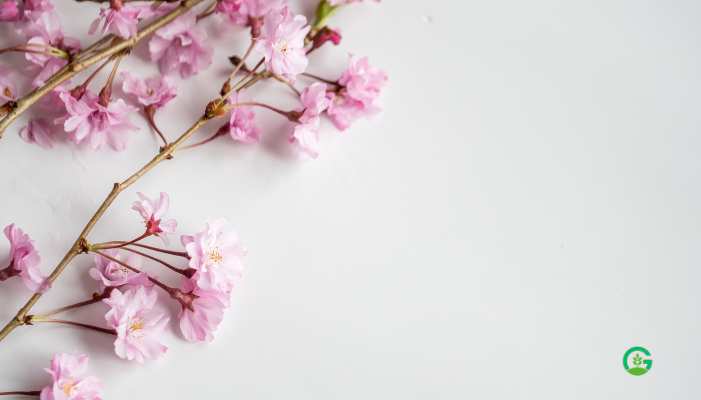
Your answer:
623;346;652;376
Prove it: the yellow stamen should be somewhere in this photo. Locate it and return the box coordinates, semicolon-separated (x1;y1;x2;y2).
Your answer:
207;248;223;264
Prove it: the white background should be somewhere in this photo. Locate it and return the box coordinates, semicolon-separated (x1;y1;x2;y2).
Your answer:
1;0;700;398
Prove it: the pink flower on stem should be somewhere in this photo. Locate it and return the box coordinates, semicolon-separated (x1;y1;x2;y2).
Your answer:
1;224;48;292
0;65;17;102
290;117;321;159
216;0;284;28
131;192;177;239
176;279;230;343
257;6;310;79
89;1;155;39
104;286;169;363
226;92;259;143
148;12;213;79
19;118;54;149
121;72;177;109
40;353;102;400
0;0;19;22
326;55;387;130
181;219;244;294
309;26;342;52
59;90;138;151
299;82;332;122
89;249;150;290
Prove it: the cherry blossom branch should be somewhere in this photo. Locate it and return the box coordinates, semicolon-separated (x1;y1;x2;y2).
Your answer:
0;0;208;139
0;113;212;342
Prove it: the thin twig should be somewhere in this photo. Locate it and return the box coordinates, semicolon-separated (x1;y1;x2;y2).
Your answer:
94;241;189;258
33;292;110;319
92;250;175;295
120;246;190;276
29;318;116;336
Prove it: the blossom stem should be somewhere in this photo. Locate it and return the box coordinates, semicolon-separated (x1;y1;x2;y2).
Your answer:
145;106;169;146
0;264;17;281
33;290;112;319
180;128;225;150
234;102;296;120
93;241;189;258
120;246;190;276
301;72;339;86
91;250;177;295
228;41;257;83
0;0;209;139
0;391;40;397
29;318;117;336
0;45;69;59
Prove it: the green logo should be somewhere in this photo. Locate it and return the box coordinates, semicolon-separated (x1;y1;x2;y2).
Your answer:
623;346;652;376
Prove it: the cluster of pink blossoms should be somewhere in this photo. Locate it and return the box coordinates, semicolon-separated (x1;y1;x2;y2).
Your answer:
1;192;244;366
40;353;102;400
0;0;386;158
0;223;48;292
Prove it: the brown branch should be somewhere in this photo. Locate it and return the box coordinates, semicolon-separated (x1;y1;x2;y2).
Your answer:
0;113;211;342
0;0;208;139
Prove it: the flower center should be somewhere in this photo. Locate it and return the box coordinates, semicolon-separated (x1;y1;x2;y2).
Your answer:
207;248;223;265
276;40;289;54
128;318;144;336
3;87;12;99
61;380;76;396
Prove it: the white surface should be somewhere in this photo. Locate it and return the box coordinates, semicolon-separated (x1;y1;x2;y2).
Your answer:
1;0;700;398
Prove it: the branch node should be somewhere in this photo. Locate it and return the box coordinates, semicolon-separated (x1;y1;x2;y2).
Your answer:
77;238;90;254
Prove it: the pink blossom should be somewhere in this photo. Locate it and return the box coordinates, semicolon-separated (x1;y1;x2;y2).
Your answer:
326;55;387;130
104;286;169;363
19;118;54;149
299;82;332;122
257;6;310;79
149;12;213;78
227;92;259;143
216;0;284;26
215;0;247;25
40;353;102;400
177;279;229;342
309;26;342;52
131;192;177;238
59;90;138;151
0;65;16;101
121;72;177;109
1;224;48;292
23;0;54;13
89;2;155;39
289;117;321;159
181;219;244;293
0;0;19;21
89;250;150;290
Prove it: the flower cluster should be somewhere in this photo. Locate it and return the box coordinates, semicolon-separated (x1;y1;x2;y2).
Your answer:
40;353;102;400
0;223;47;292
0;0;386;158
